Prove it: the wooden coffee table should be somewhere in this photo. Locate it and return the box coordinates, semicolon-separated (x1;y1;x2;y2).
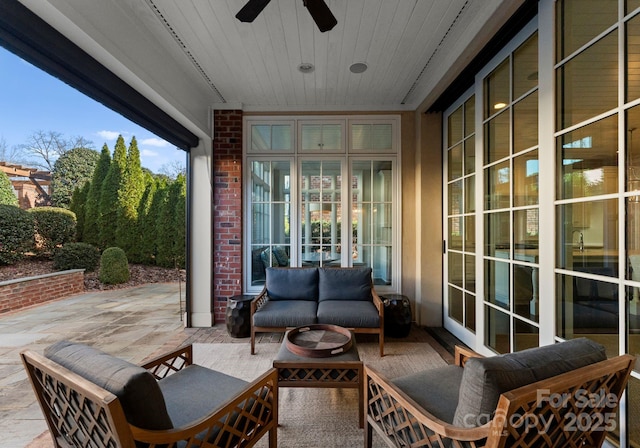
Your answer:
273;325;364;428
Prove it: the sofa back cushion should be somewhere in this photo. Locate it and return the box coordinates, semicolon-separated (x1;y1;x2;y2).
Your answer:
266;267;319;301
318;267;372;301
44;340;173;430
452;338;607;428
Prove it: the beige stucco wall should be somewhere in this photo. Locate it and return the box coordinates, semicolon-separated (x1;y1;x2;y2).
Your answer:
415;111;443;327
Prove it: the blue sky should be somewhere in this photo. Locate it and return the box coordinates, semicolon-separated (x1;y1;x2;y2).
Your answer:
0;46;185;174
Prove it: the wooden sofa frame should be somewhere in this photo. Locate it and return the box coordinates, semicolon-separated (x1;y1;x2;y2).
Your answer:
250;276;385;356
365;345;635;448
22;344;279;448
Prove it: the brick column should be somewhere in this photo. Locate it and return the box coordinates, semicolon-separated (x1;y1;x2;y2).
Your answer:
212;109;243;323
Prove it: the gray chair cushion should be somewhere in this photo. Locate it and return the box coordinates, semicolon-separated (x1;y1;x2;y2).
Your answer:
266;267;318;301
158;365;249;428
452;338;607;427
316;300;380;327
318;267;372;301
392;365;464;424
44;340;173;430
253;300;318;327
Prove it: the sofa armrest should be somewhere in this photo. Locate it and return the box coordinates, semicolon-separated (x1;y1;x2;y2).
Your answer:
365;365;490;447
370;287;384;315
251;286;269;315
130;368;279;447
141;345;193;380
454;345;482;368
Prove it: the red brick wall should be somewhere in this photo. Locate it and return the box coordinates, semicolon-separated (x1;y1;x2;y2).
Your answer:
213;109;243;323
0;270;85;314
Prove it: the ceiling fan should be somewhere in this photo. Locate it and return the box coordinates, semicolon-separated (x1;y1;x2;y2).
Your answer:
236;0;338;33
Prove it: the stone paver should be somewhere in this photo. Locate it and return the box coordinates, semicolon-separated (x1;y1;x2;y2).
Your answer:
0;283;189;448
1;283;447;447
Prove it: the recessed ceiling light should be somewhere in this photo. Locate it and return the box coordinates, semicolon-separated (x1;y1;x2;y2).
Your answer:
349;62;368;74
494;102;507;110
298;63;315;74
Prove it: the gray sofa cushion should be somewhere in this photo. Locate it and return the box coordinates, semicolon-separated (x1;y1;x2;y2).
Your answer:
266;267;318;301
44;340;173;430
318;267;372;301
316;300;379;327
452;338;607;428
158;365;249;428
392;365;464;424
253;300;318;327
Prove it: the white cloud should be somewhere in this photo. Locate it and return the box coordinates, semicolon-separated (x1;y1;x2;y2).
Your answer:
141;149;159;158
140;137;169;147
97;130;120;140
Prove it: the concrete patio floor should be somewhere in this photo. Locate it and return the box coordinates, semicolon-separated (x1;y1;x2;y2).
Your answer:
0;282;451;448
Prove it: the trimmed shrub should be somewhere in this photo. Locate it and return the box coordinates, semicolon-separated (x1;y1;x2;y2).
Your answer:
53;242;100;272
99;247;130;284
0;170;18;206
27;207;76;256
0;205;35;265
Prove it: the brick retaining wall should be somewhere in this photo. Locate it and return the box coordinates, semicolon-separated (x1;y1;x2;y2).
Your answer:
0;269;85;314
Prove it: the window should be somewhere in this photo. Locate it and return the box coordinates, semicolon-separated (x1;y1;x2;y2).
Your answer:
244;116;400;294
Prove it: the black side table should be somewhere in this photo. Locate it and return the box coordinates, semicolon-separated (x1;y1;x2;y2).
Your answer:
382;294;412;338
226;294;254;338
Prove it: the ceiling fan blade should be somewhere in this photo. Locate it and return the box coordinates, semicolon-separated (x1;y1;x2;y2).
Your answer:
236;0;272;23
303;0;337;32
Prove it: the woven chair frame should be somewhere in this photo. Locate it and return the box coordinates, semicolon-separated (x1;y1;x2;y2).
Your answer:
486;354;635;448
22;345;278;448
365;346;635;448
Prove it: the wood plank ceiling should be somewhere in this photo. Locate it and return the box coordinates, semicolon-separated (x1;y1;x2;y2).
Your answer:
19;0;525;118
132;0;515;111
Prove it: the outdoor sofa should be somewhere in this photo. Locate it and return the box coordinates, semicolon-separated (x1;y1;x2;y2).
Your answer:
21;341;278;448
365;338;635;448
251;266;384;356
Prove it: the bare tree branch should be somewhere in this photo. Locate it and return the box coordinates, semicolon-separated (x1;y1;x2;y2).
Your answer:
16;130;70;171
0;136;30;166
158;159;186;179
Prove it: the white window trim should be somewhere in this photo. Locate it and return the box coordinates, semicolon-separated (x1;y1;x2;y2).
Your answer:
242;114;402;295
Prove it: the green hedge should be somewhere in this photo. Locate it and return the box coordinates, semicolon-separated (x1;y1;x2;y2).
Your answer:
0;205;35;265
27;207;76;256
53;242;100;272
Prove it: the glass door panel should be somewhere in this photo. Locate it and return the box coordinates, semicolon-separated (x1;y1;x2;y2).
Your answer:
352;160;394;285
445;96;477;339
249;160;291;286
480;32;539;354
301;160;342;266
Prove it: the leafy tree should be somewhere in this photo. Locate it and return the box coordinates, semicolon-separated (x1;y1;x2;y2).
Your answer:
51;147;99;208
157;175;188;269
140;177;166;264
172;173;187;269
116;137;145;259
155;179;176;268
98;136;126;248
69;182;90;242
83;144;111;247
0;170;18;206
135;172;157;264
